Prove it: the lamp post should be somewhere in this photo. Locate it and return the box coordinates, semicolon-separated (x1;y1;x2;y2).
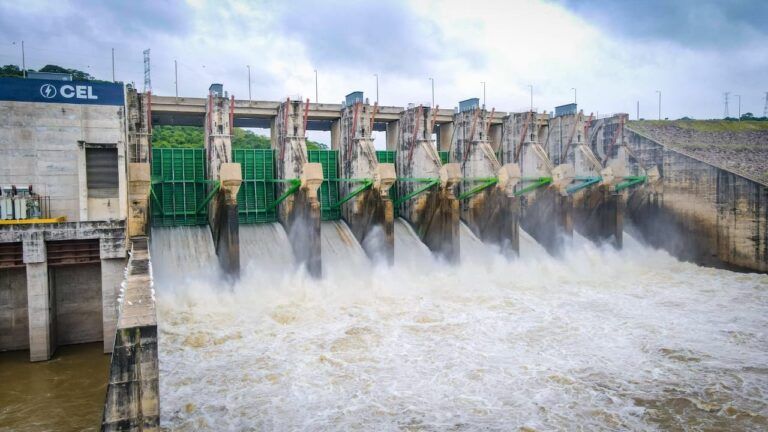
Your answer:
429;77;434;108
314;69;318;103
528;84;533;112
481;81;486;107
571;87;577;104
247;65;251;102
735;94;741;120
374;73;379;104
656;90;661;120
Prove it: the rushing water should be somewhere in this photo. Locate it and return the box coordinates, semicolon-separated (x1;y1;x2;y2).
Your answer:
0;343;110;432
152;223;768;431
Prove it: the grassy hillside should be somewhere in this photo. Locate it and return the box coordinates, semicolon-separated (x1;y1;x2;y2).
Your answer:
630;120;768;133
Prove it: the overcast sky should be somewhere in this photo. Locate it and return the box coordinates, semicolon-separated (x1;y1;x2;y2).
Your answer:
1;0;766;123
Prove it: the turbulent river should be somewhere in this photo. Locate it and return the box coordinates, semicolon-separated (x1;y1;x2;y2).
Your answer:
151;223;768;431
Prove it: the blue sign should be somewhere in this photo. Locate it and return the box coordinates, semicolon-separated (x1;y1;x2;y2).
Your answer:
0;77;125;106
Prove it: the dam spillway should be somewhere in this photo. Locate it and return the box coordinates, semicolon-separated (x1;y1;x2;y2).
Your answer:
1;76;766;431
150;224;768;430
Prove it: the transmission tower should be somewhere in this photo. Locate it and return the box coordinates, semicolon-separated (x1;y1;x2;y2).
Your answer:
723;92;730;118
143;49;151;92
764;92;767;117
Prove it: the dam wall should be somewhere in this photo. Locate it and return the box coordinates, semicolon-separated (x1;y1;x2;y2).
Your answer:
625;127;767;272
101;236;160;431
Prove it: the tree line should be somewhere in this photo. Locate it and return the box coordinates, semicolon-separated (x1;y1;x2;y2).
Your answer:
152;125;328;150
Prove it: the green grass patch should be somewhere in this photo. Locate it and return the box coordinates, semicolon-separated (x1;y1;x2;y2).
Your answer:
629;120;768;133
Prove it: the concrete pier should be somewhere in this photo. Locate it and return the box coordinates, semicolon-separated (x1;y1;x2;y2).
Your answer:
339;94;396;263
204;85;242;279
452;100;520;256
396;105;461;262
274;98;324;277
567;112;626;247
502;112;573;255
101;237;159;431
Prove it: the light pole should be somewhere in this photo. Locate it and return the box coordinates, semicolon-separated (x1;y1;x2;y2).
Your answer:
374;73;379;104
247;65;251;102
481;81;486;107
112;48;115;82
429;77;434;108
571;87;577;104
314;69;318;103
735;94;741;120
656;90;661;120
174;60;178;99
528;84;533;112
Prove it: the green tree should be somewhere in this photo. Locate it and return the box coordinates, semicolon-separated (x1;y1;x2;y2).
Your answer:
152;125;329;150
0;64;23;77
39;64;96;81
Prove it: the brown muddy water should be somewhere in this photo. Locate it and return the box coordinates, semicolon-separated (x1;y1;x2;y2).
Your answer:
0;343;109;432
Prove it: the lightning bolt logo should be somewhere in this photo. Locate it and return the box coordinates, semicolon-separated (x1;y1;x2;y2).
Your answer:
40;84;57;99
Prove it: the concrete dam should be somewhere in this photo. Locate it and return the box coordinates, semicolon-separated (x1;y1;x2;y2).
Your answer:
0;77;766;431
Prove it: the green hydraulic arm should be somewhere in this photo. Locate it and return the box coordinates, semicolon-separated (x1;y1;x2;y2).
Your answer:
150;179;221;216
393;178;440;207
566;176;602;195
331;178;373;209
458;177;498;200
514;177;553;197
614;176;647;192
268;179;302;211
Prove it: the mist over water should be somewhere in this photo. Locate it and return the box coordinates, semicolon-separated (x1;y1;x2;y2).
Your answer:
151;222;768;431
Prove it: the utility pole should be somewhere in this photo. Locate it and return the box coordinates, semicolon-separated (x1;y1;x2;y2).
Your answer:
724;92;730;118
571;87;577;104
481;81;486;108
637;100;640;120
111;48;115;82
247;65;251;102
174;60;178;99
656;90;661;120
735;94;741;120
764;92;768;117
21;41;25;78
314;69;318;103
374;73;379;104
429;77;434;108
528;84;533;111
143;49;151;93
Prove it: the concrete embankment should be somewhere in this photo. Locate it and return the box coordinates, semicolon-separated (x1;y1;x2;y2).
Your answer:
101;237;159;431
626;126;767;272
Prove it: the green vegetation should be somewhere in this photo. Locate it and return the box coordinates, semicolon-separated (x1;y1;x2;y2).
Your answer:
152;125;327;150
0;65;23;77
630;119;768;133
0;63;109;82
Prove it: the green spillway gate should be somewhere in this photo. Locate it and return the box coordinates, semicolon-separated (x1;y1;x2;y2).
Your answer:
150;148;210;227
233;149;278;223
308;149;341;220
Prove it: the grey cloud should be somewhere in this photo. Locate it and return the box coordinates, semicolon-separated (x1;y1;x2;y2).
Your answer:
555;0;768;49
273;0;463;74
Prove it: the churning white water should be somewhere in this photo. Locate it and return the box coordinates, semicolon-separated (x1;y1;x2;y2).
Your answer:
153;225;768;431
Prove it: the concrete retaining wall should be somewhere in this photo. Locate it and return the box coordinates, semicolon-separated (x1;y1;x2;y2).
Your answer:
626;128;767;272
0;267;29;351
102;237;159;431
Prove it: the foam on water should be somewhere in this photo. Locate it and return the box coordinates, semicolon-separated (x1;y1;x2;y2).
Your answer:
154;225;768;431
